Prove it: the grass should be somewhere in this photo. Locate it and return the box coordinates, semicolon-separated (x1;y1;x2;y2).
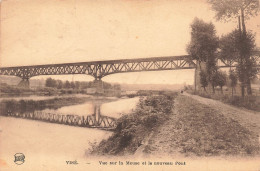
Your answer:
172;96;260;156
188;88;260;112
90;91;178;155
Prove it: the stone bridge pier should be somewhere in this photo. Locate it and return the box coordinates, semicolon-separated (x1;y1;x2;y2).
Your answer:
18;78;30;88
194;61;204;92
93;78;104;94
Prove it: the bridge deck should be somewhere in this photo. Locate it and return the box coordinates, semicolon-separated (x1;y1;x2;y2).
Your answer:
0;54;259;80
0;55;190;69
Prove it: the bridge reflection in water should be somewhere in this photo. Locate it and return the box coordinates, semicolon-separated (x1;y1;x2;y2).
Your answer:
5;104;117;130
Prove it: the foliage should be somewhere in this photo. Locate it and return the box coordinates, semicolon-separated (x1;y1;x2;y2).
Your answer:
64;80;71;89
208;0;259;96
219;29;257;96
186;18;219;64
57;80;63;89
45;78;57;88
187;18;219;92
44;77;120;91
199;71;208;91
0;83;32;94
217;71;227;92
208;71;227;93
229;70;238;88
219;30;241;62
194;91;260;112
90;92;177;155
207;0;259;21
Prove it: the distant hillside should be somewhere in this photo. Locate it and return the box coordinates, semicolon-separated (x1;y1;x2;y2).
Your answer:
0;76;45;88
0;76;21;85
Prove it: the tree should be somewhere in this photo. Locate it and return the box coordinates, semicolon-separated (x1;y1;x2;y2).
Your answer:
220;29;257;96
80;82;89;89
64;81;71;89
207;0;259;95
211;72;219;94
217;71;227;94
45;78;57;88
199;71;208;92
57;80;63;89
187;18;219;93
207;0;259;22
70;82;76;89
229;70;238;96
219;30;241;65
211;71;227;94
187;18;219;66
75;81;80;89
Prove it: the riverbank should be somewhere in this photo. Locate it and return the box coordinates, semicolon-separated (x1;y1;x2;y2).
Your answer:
90;93;260;157
90;92;178;155
187;90;260;112
145;94;260;157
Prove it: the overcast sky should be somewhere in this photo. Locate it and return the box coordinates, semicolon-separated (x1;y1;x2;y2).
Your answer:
0;0;259;84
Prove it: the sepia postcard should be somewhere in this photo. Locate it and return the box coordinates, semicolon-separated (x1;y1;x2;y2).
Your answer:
0;0;260;170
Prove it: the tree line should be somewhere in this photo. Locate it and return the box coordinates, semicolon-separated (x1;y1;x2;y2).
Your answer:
45;78;121;90
187;0;259;97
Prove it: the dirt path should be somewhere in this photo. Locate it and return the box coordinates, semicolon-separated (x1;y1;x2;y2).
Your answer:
143;93;260;157
184;93;260;136
136;95;185;158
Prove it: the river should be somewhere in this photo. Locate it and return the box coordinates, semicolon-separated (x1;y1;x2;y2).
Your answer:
0;95;139;170
40;96;139;118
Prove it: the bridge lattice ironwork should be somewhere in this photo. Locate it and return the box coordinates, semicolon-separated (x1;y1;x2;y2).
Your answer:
0;55;196;80
0;54;259;80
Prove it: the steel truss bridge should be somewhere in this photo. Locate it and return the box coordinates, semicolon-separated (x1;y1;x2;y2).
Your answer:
0;54;260;85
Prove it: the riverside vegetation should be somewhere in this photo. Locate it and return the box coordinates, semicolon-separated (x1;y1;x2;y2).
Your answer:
90;92;260;157
191;90;260;112
90;91;177;155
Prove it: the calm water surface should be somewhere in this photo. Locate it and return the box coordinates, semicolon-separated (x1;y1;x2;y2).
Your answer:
41;97;140;118
0;95;140;162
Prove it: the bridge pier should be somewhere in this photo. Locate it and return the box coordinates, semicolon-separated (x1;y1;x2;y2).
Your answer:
93;79;104;94
194;61;202;92
194;61;206;92
18;78;30;88
94;104;101;124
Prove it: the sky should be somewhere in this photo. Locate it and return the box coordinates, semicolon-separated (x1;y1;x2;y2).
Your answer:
0;0;260;84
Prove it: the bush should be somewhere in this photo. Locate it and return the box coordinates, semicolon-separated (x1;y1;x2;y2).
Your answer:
91;92;178;155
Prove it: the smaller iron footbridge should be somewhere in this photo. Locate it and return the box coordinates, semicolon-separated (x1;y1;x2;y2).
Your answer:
5;110;117;130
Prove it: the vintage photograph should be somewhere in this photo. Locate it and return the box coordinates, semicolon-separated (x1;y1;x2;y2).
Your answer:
0;0;260;170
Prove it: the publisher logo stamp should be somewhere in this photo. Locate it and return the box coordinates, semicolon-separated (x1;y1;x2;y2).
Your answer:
14;153;25;165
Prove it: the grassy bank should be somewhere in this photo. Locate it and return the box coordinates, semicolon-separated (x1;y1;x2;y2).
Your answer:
186;89;260;112
169;95;260;156
90;91;177;155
